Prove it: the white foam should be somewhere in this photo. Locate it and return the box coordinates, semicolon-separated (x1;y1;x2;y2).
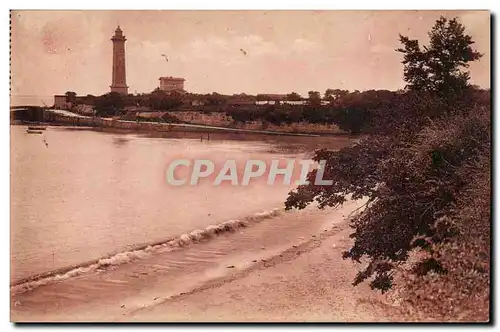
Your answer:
11;207;284;295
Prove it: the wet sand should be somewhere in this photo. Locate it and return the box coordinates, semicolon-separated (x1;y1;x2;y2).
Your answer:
11;199;407;322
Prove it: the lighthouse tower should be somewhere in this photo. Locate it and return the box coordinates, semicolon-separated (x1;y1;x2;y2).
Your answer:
110;26;128;94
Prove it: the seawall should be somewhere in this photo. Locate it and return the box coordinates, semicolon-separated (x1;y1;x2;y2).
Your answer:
40;109;343;137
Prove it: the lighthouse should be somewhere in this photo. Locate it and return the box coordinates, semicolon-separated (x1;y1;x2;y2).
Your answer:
110;26;128;94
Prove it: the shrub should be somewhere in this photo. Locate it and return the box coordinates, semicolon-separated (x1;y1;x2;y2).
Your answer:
285;16;490;320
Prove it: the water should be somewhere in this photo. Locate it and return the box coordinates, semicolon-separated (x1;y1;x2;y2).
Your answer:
10;125;352;284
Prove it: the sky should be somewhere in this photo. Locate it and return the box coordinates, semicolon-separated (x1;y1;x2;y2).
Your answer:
10;10;490;105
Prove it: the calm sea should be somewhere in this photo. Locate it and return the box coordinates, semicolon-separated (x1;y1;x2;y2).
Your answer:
10;125;351;284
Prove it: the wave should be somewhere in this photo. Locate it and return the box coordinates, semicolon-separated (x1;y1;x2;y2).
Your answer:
11;208;283;295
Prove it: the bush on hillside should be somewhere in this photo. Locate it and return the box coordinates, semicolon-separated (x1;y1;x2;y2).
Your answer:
285;16;490;320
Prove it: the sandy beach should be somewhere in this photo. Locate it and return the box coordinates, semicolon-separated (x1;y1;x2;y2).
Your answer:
11;199;414;322
128;219;405;322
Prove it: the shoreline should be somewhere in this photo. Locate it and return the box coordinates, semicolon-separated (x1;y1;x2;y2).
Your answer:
11;108;354;138
128;221;406;322
10;200;410;322
10;208;282;290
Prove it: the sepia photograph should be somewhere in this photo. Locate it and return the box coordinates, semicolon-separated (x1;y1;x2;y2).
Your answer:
9;8;491;323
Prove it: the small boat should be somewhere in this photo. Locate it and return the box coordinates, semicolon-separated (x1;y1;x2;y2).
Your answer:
26;130;43;134
28;126;46;131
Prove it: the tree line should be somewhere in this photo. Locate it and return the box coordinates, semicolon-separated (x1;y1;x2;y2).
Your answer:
63;87;418;134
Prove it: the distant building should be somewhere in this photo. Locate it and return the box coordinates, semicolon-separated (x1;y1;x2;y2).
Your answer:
258;94;287;101
53;94;94;109
256;100;308;106
159;76;185;93
256;93;304;106
283;100;307;105
227;99;256;106
191;99;205;106
256;100;277;105
54;95;71;109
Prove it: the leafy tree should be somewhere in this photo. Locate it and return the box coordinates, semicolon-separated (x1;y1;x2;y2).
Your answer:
331;107;370;135
205;92;228;107
65;91;77;103
307;91;322;106
397;16;482;97
324;89;335;101
286;92;302;101
302;106;329;124
285;15;490;315
94;92;125;117
324;89;349;103
146;89;183;110
256;94;268;101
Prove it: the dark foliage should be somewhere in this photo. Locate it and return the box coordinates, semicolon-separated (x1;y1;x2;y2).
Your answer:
307;91;322;106
397;16;482;98
225;90;402;133
65;91;77;103
94;92;126;117
284;16;490;319
144;89;184;111
286;92;303;101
